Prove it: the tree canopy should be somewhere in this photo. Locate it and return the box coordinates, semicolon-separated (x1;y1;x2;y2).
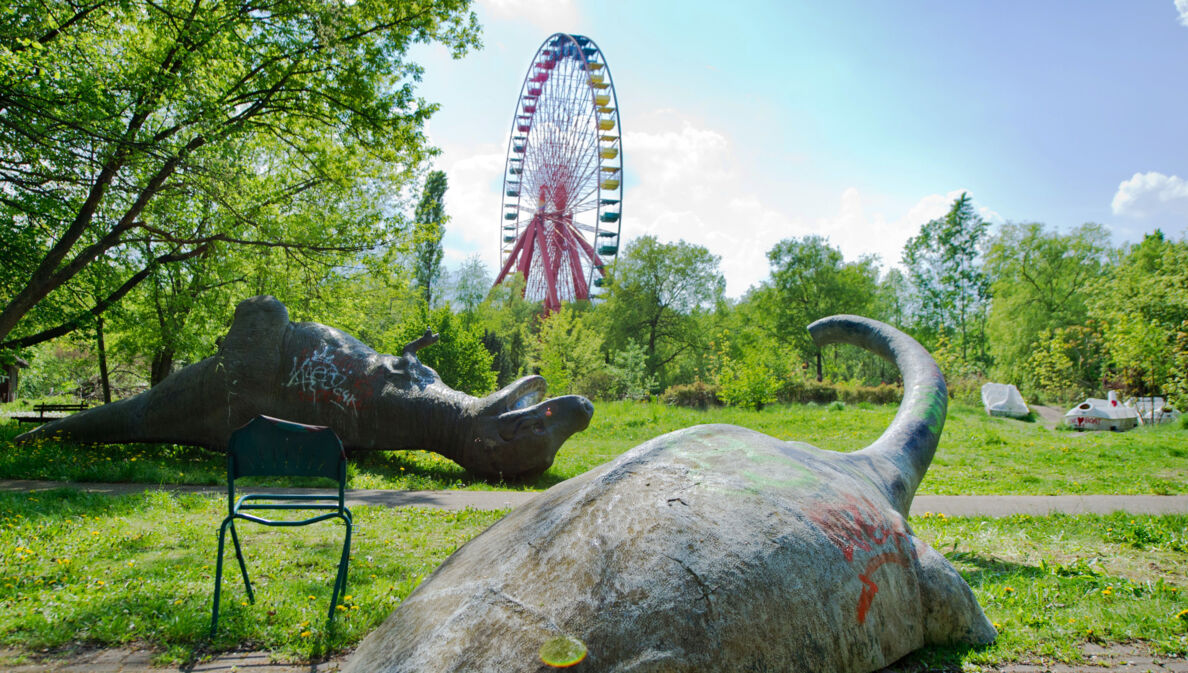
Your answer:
0;0;480;350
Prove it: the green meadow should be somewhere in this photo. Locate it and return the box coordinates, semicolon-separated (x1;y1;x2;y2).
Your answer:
0;401;1185;668
3;400;1185;495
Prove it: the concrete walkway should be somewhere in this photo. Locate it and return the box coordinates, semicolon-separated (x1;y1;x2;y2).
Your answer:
2;642;1186;673
2;479;1187;517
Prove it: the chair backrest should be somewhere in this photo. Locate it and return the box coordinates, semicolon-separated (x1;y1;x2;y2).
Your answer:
228;415;345;482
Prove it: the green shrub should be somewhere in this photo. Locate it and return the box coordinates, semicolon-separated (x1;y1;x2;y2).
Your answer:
945;375;984;406
827;400;846;412
774;379;900;405
383;306;497;395
835;382;902;405
775;378;835;404
661;381;722;409
601;340;657;401
716;353;777;411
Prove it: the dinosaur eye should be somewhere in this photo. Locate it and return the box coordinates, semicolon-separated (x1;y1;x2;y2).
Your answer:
533;422;545;434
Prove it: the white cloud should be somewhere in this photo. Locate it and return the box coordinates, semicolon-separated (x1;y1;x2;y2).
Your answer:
1111;171;1188;218
434;110;1001;299
1177;0;1188;27
436;145;506;270
479;0;581;33
620;110;812;296
811;188;999;270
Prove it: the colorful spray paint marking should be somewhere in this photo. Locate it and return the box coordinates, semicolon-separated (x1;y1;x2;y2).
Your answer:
284;345;371;413
808;493;916;624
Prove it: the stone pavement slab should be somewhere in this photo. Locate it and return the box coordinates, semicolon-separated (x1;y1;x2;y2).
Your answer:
4;644;1186;673
0;648;346;672
2;479;1186;517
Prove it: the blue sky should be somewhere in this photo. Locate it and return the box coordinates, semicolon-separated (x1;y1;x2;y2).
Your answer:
411;1;1188;297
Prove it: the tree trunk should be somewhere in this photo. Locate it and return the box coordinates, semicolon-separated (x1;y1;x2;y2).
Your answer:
151;348;175;387
816;348;823;383
96;317;112;403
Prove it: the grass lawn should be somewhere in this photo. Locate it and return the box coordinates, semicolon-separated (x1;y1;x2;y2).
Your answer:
0;489;503;664
2;399;1185;494
0;489;1183;667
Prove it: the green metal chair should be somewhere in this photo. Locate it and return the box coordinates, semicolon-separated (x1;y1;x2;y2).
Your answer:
210;415;352;637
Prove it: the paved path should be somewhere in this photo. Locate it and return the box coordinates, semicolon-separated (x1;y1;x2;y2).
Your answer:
2;643;1186;672
0;480;1185;672
2;479;1187;517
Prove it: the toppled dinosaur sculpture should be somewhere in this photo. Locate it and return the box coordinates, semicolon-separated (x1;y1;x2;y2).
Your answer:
344;315;995;673
17;296;593;480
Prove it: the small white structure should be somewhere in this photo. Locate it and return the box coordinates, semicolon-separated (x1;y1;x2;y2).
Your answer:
1126;396;1182;426
1064;391;1139;431
981;382;1030;419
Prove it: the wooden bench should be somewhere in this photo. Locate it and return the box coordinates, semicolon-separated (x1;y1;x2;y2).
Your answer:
12;402;90;424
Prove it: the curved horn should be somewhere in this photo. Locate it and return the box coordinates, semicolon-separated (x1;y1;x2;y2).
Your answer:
808;315;947;516
402;329;439;358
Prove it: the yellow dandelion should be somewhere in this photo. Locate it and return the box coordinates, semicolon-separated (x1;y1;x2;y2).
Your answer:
300;630;312;638
1101;587;1113;596
344;595;353;602
240;601;248;606
308;595;316;601
174;599;183;605
300;620;310;628
335;604;347;611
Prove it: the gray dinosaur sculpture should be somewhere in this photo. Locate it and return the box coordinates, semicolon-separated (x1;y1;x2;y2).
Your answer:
16;296;593;480
344;315;995;673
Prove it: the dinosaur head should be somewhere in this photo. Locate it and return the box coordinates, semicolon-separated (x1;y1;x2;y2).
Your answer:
461;375;594;481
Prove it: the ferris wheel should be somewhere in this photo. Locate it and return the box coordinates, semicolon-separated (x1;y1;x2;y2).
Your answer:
494;33;623;313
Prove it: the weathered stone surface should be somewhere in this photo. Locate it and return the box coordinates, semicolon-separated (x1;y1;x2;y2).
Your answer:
344;315;995;673
16;296;592;480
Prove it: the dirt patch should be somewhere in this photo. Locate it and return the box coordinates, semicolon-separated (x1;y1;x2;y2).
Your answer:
1032;404;1066;430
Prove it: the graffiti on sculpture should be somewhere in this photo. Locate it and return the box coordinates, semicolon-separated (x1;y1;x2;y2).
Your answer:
16;296;593;480
284;345;368;413
808;493;916;624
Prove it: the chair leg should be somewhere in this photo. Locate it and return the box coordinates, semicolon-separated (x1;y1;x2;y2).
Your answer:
228;521;254;603
210;518;231;637
328;516;352;624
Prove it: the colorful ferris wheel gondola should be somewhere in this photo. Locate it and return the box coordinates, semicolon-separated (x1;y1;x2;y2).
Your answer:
495;33;623;313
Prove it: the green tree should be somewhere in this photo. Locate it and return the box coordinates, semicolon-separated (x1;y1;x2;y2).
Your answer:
758;235;880;381
451;254;491;317
600;236;724;388
1092;232;1188;396
530;306;603;397
984;222;1112;390
602;340;657;401
476;273;542;387
1027;325;1108;402
412;170;449;307
902;193;991;369
0;0;480;351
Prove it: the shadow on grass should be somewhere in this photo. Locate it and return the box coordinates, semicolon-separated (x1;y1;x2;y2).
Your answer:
3;420;564;491
349;449;567;490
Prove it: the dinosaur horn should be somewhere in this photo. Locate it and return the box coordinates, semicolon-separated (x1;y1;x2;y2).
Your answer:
808;315;947;517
